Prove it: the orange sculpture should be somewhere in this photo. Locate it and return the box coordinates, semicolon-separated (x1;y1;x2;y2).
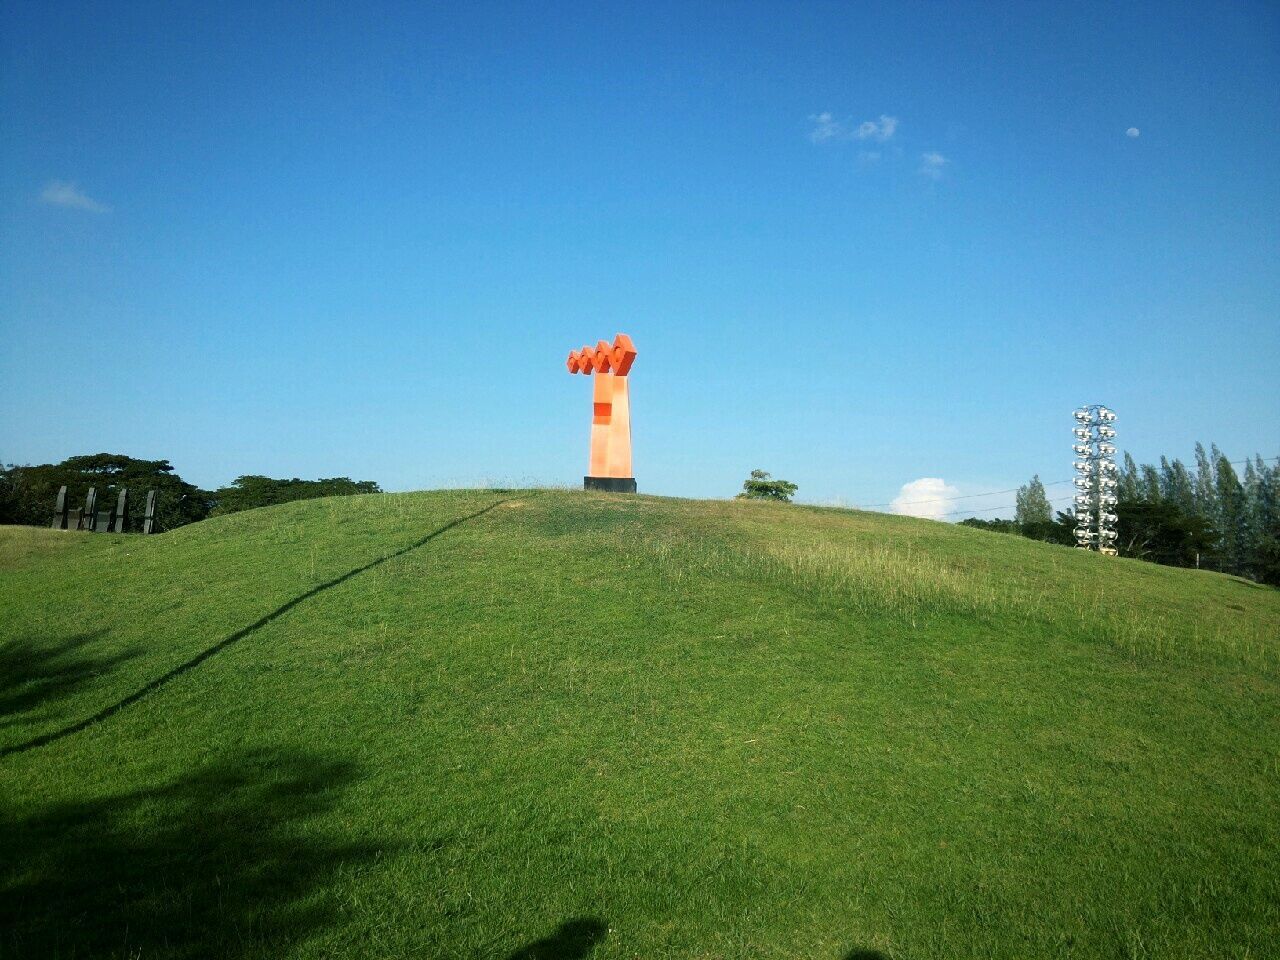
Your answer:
566;333;637;493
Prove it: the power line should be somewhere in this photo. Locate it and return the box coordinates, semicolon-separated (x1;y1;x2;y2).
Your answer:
857;480;1072;509
937;496;1075;518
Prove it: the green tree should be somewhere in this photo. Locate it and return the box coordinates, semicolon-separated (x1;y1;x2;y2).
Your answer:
1254;534;1280;587
1117;453;1142;502
736;470;798;503
965;507;1074;546
1159;457;1197;517
1193;442;1217;521
1139;464;1163;503
1106;446;1279;584
1214;450;1248;576
0;453;213;531
210;476;382;517
1023;509;1077;546
1015;475;1052;526
1248;456;1280;585
1116;497;1217;568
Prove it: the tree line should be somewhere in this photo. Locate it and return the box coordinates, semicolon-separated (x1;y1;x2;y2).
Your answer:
963;444;1279;586
0;453;380;532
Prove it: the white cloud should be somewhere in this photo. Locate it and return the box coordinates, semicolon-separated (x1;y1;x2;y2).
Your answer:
808;112;843;143
40;180;110;213
890;477;959;521
855;114;898;141
809;112;897;144
919;151;948;179
1126;127;1140;138
858;150;881;163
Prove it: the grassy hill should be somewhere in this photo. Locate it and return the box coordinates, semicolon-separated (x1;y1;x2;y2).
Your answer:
2;489;1277;959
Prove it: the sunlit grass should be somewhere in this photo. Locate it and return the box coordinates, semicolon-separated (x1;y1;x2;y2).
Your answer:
0;524;93;571
2;490;1277;959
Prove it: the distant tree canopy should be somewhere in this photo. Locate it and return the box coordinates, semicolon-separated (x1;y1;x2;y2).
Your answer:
1114;498;1217;569
959;510;1074;546
0;454;214;532
965;446;1279;586
1110;444;1278;585
209;476;381;517
0;455;383;531
736;469;798;503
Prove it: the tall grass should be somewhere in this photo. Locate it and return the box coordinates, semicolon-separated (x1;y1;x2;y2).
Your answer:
643;534;1003;619
3;490;1278;959
1098;611;1276;670
638;523;1278;671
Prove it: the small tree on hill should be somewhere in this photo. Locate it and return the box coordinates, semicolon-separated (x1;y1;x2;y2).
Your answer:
736;469;797;503
1015;475;1052;526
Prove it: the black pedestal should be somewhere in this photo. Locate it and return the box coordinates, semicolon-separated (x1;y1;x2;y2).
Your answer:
584;476;637;493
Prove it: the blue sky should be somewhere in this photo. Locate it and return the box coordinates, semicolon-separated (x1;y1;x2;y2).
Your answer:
2;1;1277;518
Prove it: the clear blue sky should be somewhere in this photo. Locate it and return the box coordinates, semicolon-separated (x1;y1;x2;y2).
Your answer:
3;1;1277;518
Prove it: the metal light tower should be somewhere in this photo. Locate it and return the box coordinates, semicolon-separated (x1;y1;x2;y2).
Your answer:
1072;404;1118;555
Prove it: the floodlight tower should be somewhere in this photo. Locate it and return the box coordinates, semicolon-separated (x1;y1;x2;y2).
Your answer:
1071;404;1118;555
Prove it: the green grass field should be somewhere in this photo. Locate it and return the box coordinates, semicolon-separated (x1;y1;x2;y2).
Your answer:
2;490;1278;959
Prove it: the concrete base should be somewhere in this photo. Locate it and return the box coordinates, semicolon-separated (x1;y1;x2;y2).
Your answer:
584;476;637;494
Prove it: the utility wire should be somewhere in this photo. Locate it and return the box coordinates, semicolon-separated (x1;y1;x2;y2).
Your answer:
860;479;1073;509
937;496;1075;518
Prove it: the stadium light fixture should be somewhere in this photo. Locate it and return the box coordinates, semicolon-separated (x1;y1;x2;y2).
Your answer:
1072;404;1118;555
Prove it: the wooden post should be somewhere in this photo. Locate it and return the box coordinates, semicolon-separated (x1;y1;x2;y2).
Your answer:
143;489;158;534
113;488;129;533
84;488;98;532
51;485;69;530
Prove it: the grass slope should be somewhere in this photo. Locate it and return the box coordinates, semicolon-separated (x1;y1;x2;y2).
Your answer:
1;490;1277;959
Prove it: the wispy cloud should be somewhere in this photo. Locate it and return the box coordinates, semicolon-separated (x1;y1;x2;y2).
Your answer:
855;115;898;142
40;180;110;213
918;152;948;180
809;112;898;144
808;112;843;143
1126;127;1140;138
890;477;959;521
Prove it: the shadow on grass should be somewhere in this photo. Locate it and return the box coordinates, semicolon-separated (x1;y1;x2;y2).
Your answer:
504;918;608;959
0;631;139;730
1;496;522;757
0;747;384;958
502;923;882;959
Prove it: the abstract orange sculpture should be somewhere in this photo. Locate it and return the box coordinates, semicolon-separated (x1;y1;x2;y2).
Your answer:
566;333;637;493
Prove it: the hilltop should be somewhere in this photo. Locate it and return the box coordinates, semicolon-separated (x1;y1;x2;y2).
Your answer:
2;490;1277;959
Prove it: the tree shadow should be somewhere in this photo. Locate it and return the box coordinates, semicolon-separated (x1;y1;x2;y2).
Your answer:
0;631;138;730
0;747;388;958
504;917;608;959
